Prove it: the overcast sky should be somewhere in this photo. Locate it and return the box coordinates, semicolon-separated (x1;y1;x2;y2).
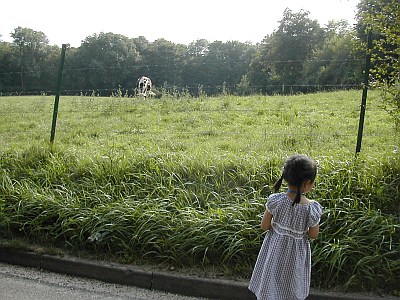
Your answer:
0;0;359;47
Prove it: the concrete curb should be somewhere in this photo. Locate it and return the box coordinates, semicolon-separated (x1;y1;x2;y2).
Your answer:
0;247;397;300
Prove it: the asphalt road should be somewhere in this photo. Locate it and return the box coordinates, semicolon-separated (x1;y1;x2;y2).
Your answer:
0;262;205;300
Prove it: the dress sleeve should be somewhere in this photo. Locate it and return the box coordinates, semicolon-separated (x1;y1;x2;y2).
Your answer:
307;201;323;228
266;194;280;214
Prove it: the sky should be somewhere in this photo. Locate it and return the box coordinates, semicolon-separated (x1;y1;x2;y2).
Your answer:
0;0;360;47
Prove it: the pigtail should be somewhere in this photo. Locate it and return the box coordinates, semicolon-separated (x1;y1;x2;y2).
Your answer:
292;184;302;206
273;174;284;192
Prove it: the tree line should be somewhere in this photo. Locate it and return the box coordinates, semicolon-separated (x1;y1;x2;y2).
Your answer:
0;0;398;105
0;9;360;96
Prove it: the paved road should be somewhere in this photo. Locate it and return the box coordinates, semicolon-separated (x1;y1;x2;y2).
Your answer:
0;262;205;300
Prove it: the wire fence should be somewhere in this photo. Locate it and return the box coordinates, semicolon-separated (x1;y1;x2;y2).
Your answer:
0;92;395;157
0;57;365;96
0;58;365;75
2;42;393;156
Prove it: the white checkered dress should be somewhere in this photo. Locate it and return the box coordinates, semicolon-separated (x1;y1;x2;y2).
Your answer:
249;193;323;300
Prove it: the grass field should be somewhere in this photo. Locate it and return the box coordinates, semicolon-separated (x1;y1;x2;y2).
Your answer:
0;90;399;295
0;90;397;157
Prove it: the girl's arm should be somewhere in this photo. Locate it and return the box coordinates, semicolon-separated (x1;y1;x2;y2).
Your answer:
260;210;273;231
308;224;320;240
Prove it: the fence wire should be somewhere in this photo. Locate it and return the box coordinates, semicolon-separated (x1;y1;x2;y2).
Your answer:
0;92;395;158
0;57;365;96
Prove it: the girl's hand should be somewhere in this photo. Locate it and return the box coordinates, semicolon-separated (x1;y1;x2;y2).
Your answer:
260;210;273;231
308;225;320;240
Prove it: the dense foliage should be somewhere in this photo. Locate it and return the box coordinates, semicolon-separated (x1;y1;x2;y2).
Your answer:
1;10;364;96
356;0;400;128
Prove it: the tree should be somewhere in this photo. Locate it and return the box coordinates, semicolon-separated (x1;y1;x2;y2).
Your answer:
132;36;150;54
140;38;186;92
181;39;210;95
186;39;209;57
40;45;64;92
0;41;19;92
10;27;50;91
270;9;323;92
197;40;255;95
356;0;400;128
247;9;323;94
245;35;275;94
67;32;141;93
302;20;364;91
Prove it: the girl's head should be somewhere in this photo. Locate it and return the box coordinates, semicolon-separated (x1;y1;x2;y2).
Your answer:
273;154;317;205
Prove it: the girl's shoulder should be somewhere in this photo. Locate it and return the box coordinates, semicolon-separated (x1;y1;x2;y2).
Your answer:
307;199;322;207
307;199;323;215
266;193;287;211
306;200;323;227
268;192;287;202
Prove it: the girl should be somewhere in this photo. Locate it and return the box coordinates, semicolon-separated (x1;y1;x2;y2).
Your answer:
249;154;323;300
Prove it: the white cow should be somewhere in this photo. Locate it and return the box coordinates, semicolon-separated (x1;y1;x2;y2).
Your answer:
136;76;156;98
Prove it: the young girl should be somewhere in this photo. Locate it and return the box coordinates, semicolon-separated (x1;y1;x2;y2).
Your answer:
249;154;323;300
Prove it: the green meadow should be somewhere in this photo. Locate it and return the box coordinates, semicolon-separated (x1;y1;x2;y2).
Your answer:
0;90;399;295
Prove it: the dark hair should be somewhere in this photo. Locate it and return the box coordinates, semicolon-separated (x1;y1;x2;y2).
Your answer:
273;154;317;206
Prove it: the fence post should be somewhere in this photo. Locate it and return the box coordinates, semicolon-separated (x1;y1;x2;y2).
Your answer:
355;30;372;154
50;44;67;144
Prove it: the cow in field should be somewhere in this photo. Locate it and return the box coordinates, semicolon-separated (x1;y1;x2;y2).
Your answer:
136;76;156;98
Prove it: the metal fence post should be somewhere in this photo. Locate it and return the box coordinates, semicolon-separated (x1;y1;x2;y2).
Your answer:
355;30;372;154
50;44;67;144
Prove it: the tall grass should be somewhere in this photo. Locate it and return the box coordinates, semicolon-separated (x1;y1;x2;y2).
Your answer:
0;91;399;294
